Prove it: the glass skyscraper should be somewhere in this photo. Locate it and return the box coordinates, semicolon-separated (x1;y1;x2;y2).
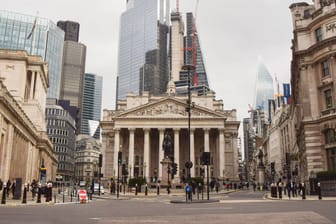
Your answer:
0;10;64;99
81;73;103;139
117;0;159;100
185;12;209;87
254;61;274;114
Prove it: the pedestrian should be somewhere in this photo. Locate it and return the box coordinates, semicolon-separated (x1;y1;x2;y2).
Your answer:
215;182;219;193
278;182;283;199
11;179;16;199
6;179;11;197
286;182;291;199
0;178;3;192
31;179;37;200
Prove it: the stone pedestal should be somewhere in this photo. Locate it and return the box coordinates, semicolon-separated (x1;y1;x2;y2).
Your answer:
257;165;265;190
160;157;172;186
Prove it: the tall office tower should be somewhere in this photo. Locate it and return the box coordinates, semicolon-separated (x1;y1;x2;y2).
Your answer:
57;21;80;42
0;10;64;99
175;12;210;96
57;21;86;133
170;9;185;82
139;23;169;96
117;0;170;100
254;61;274;116
46;98;76;183
184;12;209;87
81;73;103;139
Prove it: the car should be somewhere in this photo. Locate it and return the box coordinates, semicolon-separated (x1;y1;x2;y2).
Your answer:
93;183;105;194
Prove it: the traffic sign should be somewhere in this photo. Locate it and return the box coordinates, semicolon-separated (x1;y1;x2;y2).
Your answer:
78;189;88;204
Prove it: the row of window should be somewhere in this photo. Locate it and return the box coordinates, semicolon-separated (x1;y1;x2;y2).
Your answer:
47;128;69;136
50;137;68;145
46;119;67;127
54;146;68;153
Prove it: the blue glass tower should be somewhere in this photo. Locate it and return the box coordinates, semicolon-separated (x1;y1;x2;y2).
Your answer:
0;10;64;99
116;0;159;100
80;73;103;139
254;61;274;114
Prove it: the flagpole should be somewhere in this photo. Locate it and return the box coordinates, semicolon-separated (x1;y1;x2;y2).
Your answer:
29;11;38;55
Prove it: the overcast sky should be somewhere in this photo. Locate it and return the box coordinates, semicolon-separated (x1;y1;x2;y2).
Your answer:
2;0;307;145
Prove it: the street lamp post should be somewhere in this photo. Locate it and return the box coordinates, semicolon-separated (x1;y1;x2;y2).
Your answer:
182;64;195;184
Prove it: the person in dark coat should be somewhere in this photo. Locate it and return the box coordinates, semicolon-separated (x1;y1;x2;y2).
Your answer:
0;179;3;191
6;179;11;197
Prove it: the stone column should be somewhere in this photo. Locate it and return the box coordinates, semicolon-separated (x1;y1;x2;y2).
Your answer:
128;128;135;178
158;128;165;181
113;129;120;178
204;128;210;179
219;129;225;179
29;71;36;99
190;128;195;177
174;128;180;181
3;124;14;181
204;128;210;152
144;128;150;182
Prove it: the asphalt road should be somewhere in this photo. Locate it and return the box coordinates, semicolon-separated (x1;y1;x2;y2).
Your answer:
0;190;335;224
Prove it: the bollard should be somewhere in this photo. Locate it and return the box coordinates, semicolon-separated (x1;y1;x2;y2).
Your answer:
302;183;306;200
317;182;322;200
135;184;138;196
54;193;56;203
145;184;148;196
1;184;6;204
157;184;160;196
70;190;73;202
22;183;27;204
63;192;65;203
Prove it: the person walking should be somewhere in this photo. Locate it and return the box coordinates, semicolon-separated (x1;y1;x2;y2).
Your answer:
10;179;16;199
31;179;37;200
0;179;3;192
6;179;11;197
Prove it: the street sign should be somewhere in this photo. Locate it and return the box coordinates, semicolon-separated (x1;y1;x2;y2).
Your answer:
78;189;88;204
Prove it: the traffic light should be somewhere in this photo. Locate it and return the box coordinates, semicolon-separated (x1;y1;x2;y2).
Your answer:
118;151;122;165
172;163;178;175
200;168;205;177
201;152;210;165
271;162;275;176
122;164;128;176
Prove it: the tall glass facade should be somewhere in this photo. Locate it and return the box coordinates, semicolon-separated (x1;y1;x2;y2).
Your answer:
81;73;103;139
185;12;209;87
0;10;64;99
254;62;274;114
117;0;158;100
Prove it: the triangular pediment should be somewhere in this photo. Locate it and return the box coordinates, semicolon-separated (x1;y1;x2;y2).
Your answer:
117;97;224;119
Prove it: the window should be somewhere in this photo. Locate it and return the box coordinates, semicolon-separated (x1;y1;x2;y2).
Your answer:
325;89;333;109
327;148;336;170
322;60;330;77
315;27;323;42
326;129;336;144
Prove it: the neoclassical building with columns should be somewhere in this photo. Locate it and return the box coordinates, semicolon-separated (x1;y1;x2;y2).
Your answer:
0;50;56;185
101;91;240;184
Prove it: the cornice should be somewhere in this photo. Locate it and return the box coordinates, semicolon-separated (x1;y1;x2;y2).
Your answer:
294;36;336;58
295;10;336;33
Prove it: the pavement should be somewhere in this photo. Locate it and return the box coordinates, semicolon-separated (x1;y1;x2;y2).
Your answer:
264;192;336;201
1;188;336;207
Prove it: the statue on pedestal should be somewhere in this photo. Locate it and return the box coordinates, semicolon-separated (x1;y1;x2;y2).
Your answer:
162;132;173;160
